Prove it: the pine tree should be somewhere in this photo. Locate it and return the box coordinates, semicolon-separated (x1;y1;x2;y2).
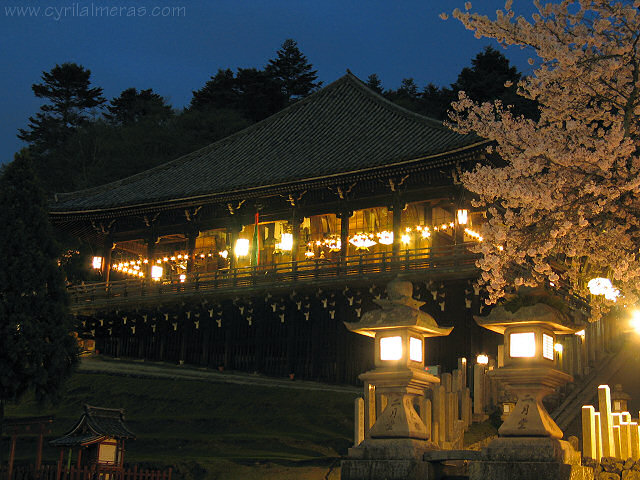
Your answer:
366;74;384;94
105;88;173;125
0;152;79;425
18;63;105;153
266;39;322;101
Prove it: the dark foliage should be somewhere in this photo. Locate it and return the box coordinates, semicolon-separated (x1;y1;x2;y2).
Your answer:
266;38;322;101
18;63;105;153
0;152;79;424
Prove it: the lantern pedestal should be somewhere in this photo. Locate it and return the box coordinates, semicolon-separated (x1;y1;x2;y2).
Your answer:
360;368;439;440
490;365;571;438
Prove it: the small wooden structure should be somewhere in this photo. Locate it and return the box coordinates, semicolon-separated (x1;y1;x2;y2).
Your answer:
50;405;135;473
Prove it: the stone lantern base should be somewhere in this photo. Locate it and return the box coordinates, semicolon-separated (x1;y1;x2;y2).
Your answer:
341;438;438;480
469;437;593;480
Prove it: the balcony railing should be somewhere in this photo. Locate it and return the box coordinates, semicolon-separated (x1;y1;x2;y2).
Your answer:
67;243;480;310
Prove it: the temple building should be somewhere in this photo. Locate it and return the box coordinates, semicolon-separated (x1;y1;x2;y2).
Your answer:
50;73;604;384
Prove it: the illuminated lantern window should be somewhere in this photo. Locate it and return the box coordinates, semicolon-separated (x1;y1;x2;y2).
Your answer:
219;250;229;259
380;336;402;361
554;343;563;354
477;354;489;365
510;332;536;358
151;266;163;281
409;337;423;362
179;274;186;283
92;256;103;270
401;234;411;245
543;334;554;360
235;239;250;257
457;209;469;225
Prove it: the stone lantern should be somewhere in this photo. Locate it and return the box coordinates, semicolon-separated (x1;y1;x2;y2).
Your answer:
611;384;631;413
470;299;590;480
341;277;452;480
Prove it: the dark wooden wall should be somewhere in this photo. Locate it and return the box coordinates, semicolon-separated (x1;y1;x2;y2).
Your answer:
76;279;501;385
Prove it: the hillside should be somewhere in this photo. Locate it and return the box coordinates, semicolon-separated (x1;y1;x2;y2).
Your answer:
3;359;359;479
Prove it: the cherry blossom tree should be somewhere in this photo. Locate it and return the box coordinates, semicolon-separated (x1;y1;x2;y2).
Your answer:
445;1;640;309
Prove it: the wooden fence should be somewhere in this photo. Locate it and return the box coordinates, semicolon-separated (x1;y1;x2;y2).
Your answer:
0;464;171;480
68;244;479;311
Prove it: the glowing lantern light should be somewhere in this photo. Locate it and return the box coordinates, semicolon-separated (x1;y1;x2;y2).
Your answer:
380;336;403;360
219;250;229;259
457;209;469;225
575;329;585;338
376;231;393;245
349;233;376;250
179;274;186;283
235;239;250;257
151;266;163;281
409;337;423;362
554;343;563;353
588;277;619;301
92;256;103;270
477;354;489;365
510;332;536;358
280;233;293;251
401;234;411;245
631;311;640;335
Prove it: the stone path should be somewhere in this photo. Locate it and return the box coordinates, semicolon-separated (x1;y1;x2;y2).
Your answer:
79;355;360;394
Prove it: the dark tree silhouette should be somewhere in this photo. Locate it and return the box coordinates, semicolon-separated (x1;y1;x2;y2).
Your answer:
266;39;321;102
0;152;79;426
18;63;105;153
105;88;173;125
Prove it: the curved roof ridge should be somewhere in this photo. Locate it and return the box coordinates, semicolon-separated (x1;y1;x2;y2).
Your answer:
51;72;484;213
53;74;357;204
342;71;456;132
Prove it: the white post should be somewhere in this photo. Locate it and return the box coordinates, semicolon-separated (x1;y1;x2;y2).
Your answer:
631;423;640;461
599;385;615;457
581;406;597;460
595;412;603;462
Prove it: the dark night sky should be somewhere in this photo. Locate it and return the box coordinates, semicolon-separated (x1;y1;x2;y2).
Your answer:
0;0;538;167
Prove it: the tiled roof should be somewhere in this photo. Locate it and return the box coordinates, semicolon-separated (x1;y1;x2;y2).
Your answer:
50;405;135;446
51;72;483;214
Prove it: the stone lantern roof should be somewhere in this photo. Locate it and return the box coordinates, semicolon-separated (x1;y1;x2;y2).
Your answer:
474;302;583;335
345;277;453;338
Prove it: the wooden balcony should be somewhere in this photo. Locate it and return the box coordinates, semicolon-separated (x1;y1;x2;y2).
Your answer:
68;244;481;313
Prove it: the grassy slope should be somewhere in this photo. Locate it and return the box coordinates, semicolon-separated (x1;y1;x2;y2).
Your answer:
4;371;358;479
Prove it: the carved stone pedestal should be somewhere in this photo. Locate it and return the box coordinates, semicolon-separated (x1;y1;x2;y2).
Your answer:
469;437;593;480
341;439;438;480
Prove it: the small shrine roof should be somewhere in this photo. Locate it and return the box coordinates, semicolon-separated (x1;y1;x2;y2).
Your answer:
50;405;135;447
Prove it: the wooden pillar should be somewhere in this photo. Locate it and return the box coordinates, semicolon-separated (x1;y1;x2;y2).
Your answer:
338;210;351;261
36;422;45;470
103;237;115;284
76;447;82;468
8;431;17;480
56;449;64;480
186;228;198;274
145;234;158;279
227;223;242;271
391;195;402;258
291;210;301;268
